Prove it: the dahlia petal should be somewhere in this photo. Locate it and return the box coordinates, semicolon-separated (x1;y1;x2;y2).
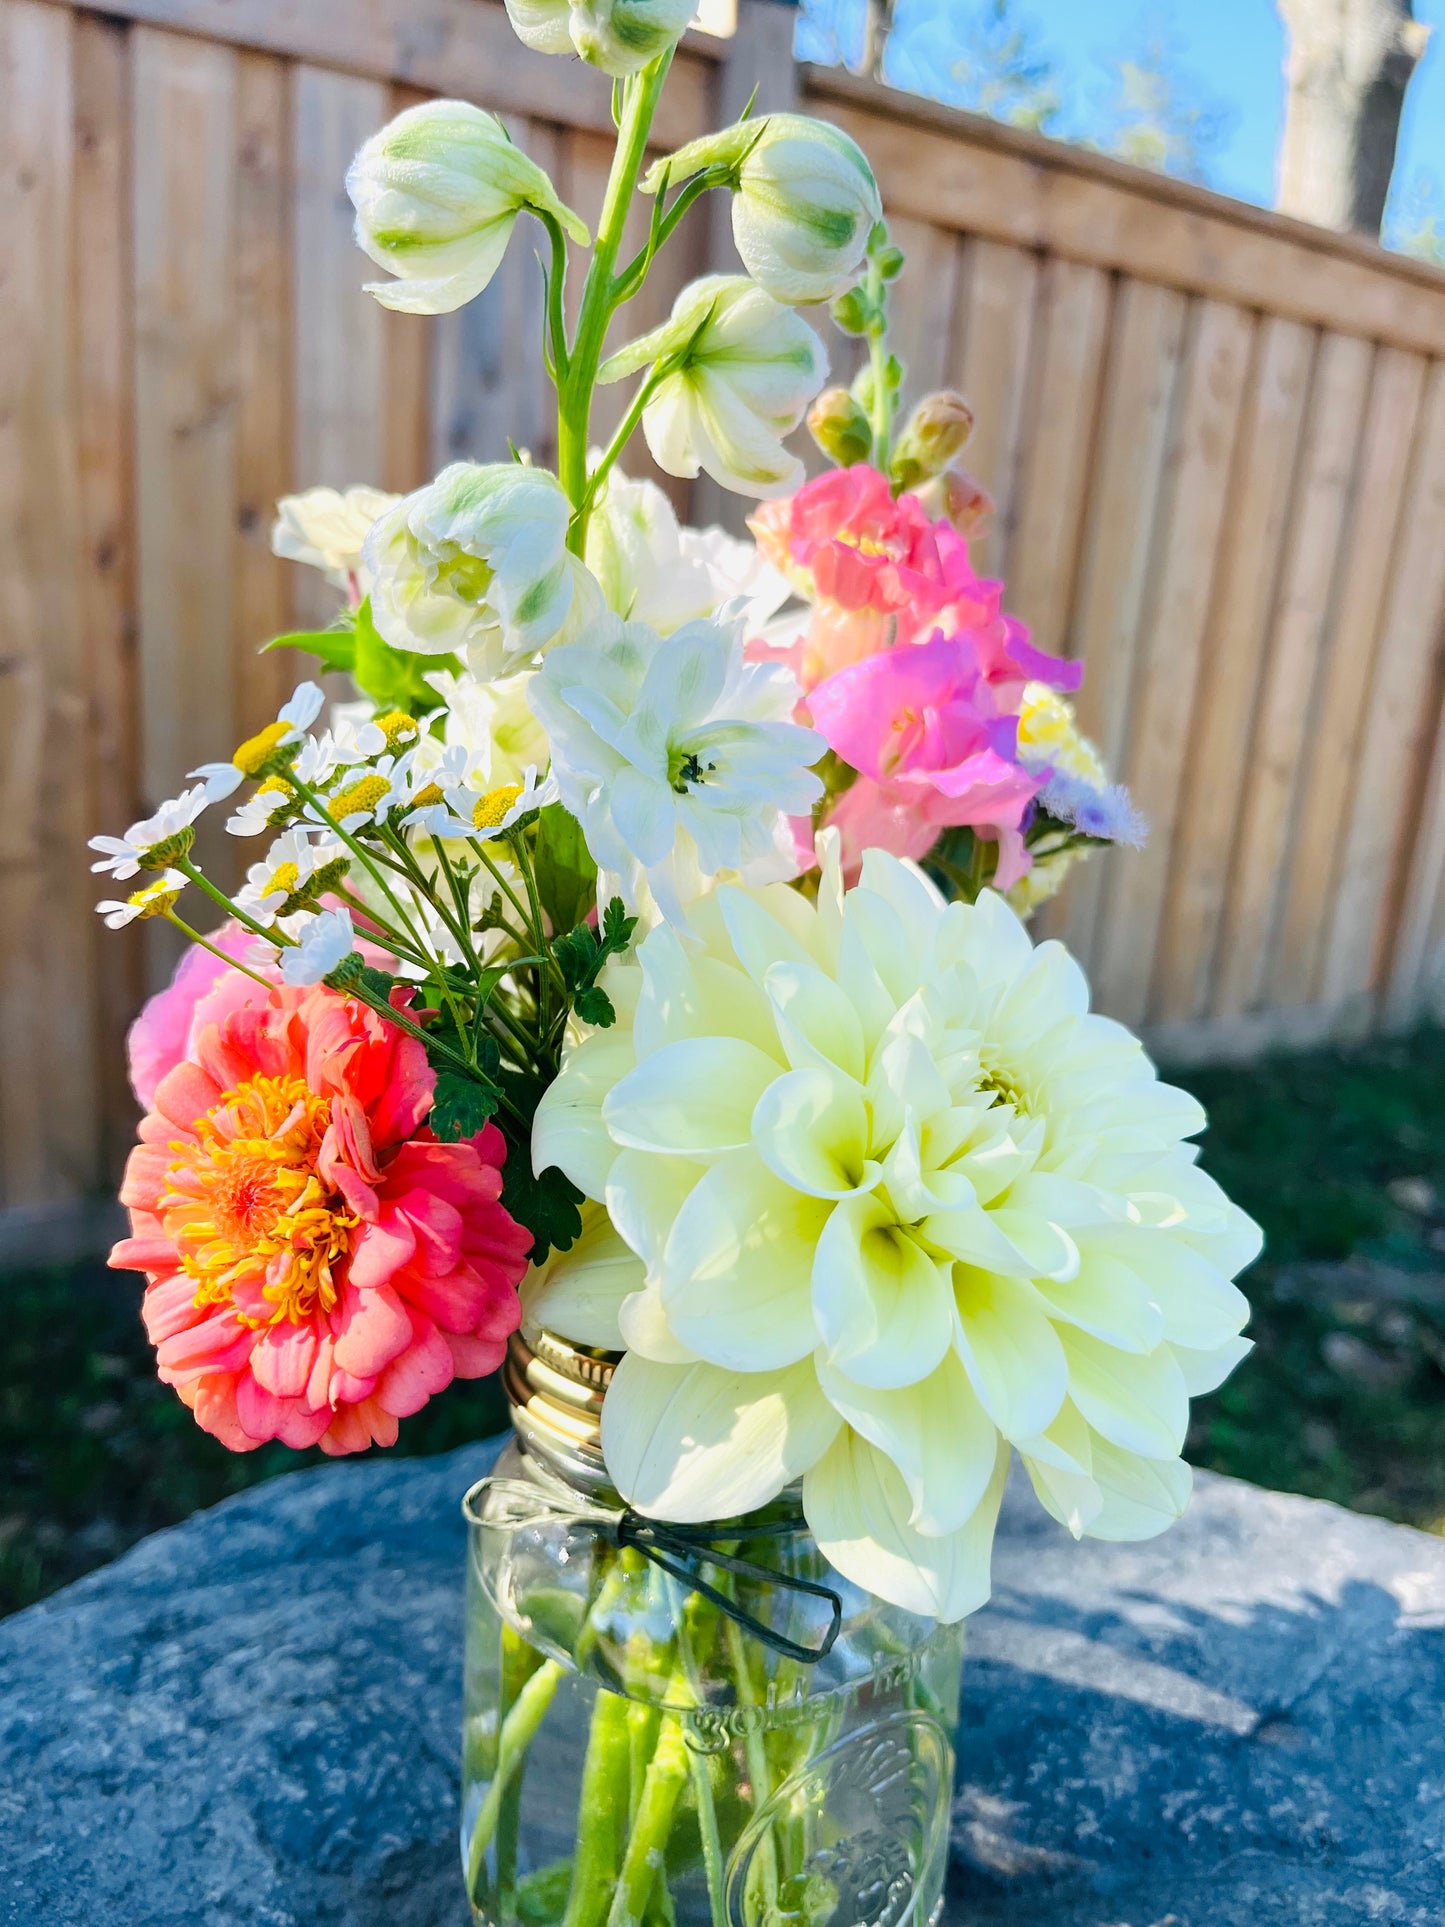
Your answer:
188;1375;259;1452
1058;1326;1189;1459
374;1318;455;1418
813;1193;954;1390
118;1145;175;1212
601;1354;841;1523
112;1230;181;1276
368;1036;435;1146
522;1206;643;1351
602;1036;780;1158
347;1210;418;1291
443;1328;511;1377
234;1373;288;1443
332;1278;413;1376
155;1309;254;1375
152;1059;223;1131
250;1321;320;1400
953;1269;1068;1441
1084;1437;1193;1542
141;1273;208;1344
804;1427;1009;1623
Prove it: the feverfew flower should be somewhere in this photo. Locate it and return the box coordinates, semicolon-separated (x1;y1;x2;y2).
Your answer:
365;462;598;672
347;100;588;315
319;753;412;830
235;830;349;927
271;486;399;596
599;277;828;500
531;850;1259;1621
95;870;186;929
89;788;209;880
413;764;559;842
279;907;357;986
529;608;824;926
424;668;552;788
645;115;883;305
189;684;326;803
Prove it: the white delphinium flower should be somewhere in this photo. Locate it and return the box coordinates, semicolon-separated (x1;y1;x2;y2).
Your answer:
235;829;348;927
678;523;793;635
424;668;552;789
599;277;828;500
644;116;883;305
95;870;187;929
270;487;399;596
89;788;209;880
585;470;718;634
189;684;326;803
505;0;695;74
365;462;598;672
279;907;357;986
346;99;588;315
528;848;1259;1621
529;606;824;927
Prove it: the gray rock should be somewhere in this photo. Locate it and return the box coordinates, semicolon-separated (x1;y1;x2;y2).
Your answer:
2;1445;1442;1927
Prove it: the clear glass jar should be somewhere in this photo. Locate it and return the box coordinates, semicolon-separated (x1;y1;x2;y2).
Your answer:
460;1331;965;1927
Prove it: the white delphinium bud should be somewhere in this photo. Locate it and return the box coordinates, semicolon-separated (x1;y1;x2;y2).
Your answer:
364;462;599;674
346;99;588;315
599;276;827;500
529;606;824;927
644;115;883;305
505;0;695;74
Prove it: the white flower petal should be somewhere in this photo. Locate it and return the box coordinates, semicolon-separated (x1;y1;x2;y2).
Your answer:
521;1204;642;1349
602;1354;841;1522
751;1066;877;1201
953;1268;1069;1441
813;1194;954;1389
532;1030;636;1198
1057;1327;1189;1459
602;1036;780;1157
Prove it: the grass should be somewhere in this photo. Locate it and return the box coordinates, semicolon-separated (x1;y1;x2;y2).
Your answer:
3;1024;1445;1620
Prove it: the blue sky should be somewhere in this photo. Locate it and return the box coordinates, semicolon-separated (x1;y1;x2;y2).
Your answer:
796;0;1445;238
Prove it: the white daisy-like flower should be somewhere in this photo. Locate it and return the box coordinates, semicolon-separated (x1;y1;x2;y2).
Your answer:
329;706;389;762
279;906;357;986
418;763;559;843
89;788;209;880
94;869;187;928
189;684;325;802
528;847;1260;1622
235;829;347;927
226;781;296;838
311;752;413;832
530;606;823;927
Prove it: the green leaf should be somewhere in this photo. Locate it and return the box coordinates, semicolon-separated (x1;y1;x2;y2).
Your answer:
352;597;461;715
533;804;598;935
572;985;616;1029
599;897;638;961
553;922;599;994
263;622;357;675
429;1071;501;1143
359;964;396;1002
502;1154;585;1264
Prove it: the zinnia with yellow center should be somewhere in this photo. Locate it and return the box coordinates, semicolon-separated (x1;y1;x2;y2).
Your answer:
111;984;532;1454
529;844;1259;1620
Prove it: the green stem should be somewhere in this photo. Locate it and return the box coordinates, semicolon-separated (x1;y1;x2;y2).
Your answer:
562;1688;633;1927
465;1658;567;1898
558;49;674;547
160;912;275;987
174;857;287;946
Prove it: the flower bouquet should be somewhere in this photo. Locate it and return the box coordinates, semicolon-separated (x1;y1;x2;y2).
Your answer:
95;7;1259;1923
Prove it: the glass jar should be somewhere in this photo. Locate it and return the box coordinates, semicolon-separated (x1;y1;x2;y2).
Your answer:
460;1329;966;1927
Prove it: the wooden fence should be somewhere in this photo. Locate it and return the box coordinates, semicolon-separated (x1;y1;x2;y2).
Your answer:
4;0;1445;1228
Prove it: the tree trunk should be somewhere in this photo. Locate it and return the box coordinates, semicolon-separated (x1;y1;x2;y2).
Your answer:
858;0;895;80
1275;0;1430;234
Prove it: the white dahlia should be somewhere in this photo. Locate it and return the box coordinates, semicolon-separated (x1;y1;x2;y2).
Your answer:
530;846;1259;1621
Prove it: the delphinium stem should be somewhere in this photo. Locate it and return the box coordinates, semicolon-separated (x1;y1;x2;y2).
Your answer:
724;1616;779;1916
561;1686;633;1927
466;1656;567;1900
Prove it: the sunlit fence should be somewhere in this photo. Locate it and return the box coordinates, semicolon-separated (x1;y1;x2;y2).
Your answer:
4;0;1445;1224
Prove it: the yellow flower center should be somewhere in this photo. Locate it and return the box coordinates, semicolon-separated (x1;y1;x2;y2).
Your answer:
328;774;391;822
474;784;522;830
409;782;445;811
266;861;301;900
161;1073;356;1329
977;1060;1029;1116
375;710;420;748
257;775;293;800
128;882;181;920
232;720;294;778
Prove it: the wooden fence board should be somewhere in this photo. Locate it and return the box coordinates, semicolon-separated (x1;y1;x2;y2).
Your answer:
1149;315;1316;1023
73;8;141;1177
381;84;434;494
1321;362;1445;1006
1272;345;1429;1007
290;62;388;631
1089;297;1254;1029
1003;257;1111;660
884;214;963;400
0;0;94;1203
1058;278;1188;971
1387;700;1445;1027
949;237;1039;585
132;23;239;973
1214;331;1374;1019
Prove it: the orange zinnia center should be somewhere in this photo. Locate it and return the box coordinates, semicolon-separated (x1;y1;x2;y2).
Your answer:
161;1073;356;1328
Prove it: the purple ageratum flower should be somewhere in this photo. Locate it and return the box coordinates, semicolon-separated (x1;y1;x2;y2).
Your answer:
1036;769;1147;848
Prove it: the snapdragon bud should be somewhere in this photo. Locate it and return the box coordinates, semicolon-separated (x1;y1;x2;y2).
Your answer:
504;0;694;74
599;275;828;499
889;391;975;492
915;466;994;539
644;114;883;305
346;99;588;315
806;386;873;467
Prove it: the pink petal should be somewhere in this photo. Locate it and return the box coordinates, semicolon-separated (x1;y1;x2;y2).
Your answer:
331;1280;413;1377
346;1209;417;1291
374;1318;455;1418
249;1321;319;1400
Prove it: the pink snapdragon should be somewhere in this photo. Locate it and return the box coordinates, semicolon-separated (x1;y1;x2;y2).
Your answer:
808;632;1043;887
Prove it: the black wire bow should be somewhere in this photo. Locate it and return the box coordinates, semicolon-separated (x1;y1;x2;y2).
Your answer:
610;1511;843;1664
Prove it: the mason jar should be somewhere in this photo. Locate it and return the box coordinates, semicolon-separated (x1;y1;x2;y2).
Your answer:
461;1327;966;1927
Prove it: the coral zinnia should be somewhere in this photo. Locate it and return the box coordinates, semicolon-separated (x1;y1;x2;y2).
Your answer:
111;985;530;1454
